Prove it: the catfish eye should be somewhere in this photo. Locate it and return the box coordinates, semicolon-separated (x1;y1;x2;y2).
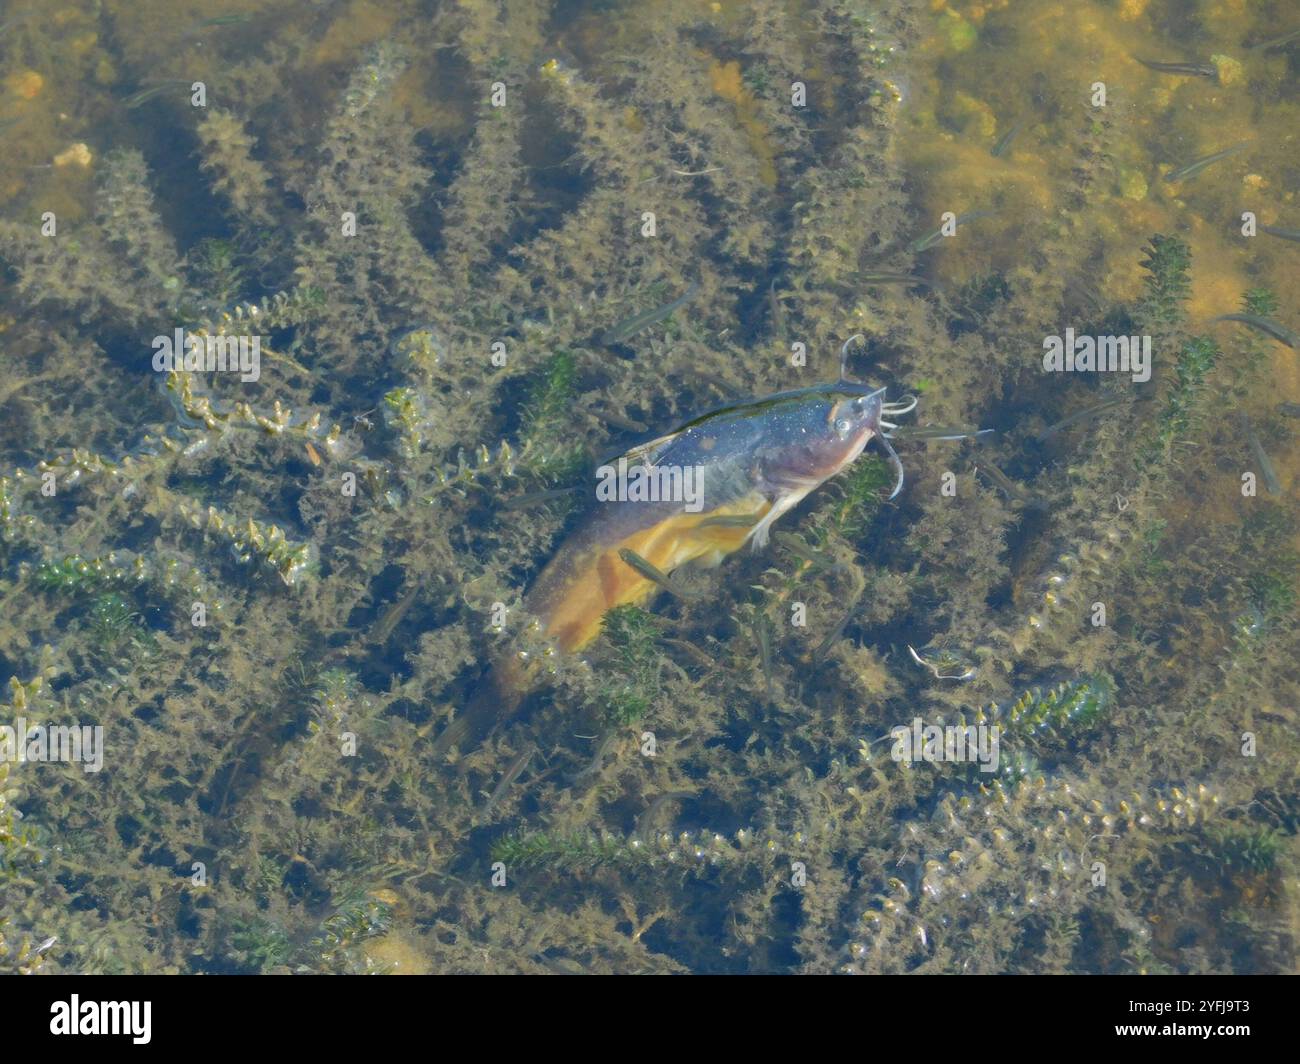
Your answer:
850;397;869;415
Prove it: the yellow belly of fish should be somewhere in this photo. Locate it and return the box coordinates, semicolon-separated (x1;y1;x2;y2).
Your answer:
542;495;772;653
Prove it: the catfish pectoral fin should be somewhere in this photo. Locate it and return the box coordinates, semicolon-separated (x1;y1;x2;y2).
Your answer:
431;654;531;756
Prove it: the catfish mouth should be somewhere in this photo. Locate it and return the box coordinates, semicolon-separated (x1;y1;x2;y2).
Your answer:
844;390;885;465
844;385;910;500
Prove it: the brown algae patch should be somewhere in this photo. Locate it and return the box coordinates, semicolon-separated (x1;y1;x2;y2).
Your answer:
707;58;780;189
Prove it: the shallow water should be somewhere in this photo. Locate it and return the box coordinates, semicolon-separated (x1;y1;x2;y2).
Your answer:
0;0;1296;974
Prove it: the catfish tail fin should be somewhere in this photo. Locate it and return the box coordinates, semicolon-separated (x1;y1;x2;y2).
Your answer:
431;653;531;757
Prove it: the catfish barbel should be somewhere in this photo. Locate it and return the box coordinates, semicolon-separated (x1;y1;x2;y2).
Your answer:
432;339;916;754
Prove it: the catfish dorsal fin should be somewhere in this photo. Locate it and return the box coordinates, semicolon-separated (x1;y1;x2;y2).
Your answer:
606;427;684;469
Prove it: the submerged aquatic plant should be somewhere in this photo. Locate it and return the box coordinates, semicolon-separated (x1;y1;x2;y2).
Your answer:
970;675;1112;736
0;0;1292;977
1138;233;1192;331
518;350;588;480
1199;826;1284;876
596;604;666;725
